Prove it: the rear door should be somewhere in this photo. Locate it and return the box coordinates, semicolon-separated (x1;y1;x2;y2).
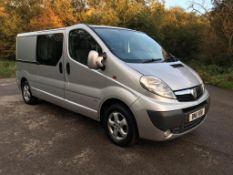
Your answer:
33;32;65;105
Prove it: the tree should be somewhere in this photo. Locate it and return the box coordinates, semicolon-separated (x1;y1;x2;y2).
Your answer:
51;0;78;26
0;0;231;68
161;7;207;60
28;6;64;31
200;0;233;66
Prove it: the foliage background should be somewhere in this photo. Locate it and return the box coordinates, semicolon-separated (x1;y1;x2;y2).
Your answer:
0;0;232;87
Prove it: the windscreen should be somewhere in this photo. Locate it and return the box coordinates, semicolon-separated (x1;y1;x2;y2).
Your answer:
93;28;177;63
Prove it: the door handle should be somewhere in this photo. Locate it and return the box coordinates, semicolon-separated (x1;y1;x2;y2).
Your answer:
59;62;63;74
66;63;70;75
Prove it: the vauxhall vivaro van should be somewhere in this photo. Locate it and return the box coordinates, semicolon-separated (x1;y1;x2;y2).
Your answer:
16;24;210;146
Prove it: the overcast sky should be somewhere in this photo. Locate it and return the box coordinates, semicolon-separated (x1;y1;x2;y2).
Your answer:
164;0;213;12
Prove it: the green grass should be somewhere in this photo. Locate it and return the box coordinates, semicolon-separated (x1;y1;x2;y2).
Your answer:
188;62;233;90
0;60;16;78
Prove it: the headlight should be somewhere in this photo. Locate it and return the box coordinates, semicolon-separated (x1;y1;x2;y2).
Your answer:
140;76;176;99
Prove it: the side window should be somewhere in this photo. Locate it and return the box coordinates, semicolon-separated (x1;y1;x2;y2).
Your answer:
37;33;63;66
69;29;102;65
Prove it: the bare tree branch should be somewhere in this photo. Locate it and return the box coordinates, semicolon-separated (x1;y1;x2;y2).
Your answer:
188;0;210;15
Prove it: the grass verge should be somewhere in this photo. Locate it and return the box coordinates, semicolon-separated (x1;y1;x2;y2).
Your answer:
0;60;16;78
188;62;233;90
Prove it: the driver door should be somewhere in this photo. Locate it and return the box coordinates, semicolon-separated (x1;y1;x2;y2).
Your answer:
64;28;108;119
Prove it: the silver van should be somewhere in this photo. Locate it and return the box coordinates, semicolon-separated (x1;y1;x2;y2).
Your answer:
16;24;210;146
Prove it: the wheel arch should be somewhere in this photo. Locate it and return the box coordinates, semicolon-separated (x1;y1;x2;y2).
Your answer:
100;98;138;132
100;98;126;123
99;98;139;141
98;85;139;122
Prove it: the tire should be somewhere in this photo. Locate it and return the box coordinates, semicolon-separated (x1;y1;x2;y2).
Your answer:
21;80;38;105
103;103;138;147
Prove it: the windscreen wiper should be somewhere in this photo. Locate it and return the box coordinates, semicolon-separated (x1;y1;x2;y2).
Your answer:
142;58;162;63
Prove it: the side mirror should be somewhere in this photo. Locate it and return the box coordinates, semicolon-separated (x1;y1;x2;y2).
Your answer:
87;50;105;70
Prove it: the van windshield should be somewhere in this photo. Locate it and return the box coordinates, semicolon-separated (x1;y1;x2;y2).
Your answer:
93;27;177;63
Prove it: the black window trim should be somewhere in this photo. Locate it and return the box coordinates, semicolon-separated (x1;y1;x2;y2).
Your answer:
36;33;64;66
68;28;103;67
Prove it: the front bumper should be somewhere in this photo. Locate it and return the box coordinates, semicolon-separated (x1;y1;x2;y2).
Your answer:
130;89;210;141
147;100;210;134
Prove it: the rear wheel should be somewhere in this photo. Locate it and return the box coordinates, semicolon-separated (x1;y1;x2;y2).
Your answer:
103;103;138;147
21;80;38;105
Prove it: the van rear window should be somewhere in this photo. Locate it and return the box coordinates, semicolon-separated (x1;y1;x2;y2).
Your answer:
37;34;63;66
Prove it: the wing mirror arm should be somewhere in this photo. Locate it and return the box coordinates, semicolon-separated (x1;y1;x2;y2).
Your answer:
99;52;107;70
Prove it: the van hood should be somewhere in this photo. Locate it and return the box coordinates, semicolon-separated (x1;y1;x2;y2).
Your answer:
127;62;202;91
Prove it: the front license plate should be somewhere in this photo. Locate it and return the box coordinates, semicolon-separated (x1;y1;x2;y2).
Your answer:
189;108;205;122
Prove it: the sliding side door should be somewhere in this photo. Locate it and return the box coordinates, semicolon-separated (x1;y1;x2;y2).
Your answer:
32;33;65;106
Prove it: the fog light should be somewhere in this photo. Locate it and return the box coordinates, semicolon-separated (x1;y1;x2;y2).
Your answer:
164;130;172;139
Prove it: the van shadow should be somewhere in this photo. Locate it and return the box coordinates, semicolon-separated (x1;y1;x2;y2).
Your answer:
36;100;187;149
37;99;105;133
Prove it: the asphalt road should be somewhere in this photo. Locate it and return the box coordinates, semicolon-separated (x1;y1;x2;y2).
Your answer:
0;78;232;175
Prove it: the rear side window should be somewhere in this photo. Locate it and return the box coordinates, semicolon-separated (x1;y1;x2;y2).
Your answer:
37;33;63;66
69;29;102;65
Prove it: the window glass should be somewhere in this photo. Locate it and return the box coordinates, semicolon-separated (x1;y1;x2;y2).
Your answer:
69;29;102;65
37;33;63;65
94;28;177;63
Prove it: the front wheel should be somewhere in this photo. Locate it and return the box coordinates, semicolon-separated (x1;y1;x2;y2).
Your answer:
21;81;38;105
103;104;138;147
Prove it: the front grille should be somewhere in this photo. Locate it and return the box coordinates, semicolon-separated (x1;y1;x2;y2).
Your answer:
176;94;194;102
171;116;204;134
175;85;204;102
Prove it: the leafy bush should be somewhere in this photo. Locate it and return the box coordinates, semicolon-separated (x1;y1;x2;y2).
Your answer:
188;61;233;89
0;60;16;78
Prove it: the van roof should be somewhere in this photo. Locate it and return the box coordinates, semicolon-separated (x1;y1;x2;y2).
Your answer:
17;27;66;37
17;24;137;37
88;24;134;30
